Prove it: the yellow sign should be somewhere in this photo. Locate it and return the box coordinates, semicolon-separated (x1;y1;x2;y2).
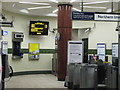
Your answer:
29;43;39;54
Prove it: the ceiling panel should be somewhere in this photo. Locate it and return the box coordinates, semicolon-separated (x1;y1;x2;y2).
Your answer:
1;0;51;2
2;1;120;17
1;0;120;2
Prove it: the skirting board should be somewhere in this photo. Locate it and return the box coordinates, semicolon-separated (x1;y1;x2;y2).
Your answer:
13;70;53;76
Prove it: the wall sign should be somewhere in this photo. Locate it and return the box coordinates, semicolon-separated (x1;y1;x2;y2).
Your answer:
72;12;94;20
72;11;120;22
67;41;83;64
97;43;106;61
95;14;120;21
3;31;8;36
112;43;118;58
29;43;40;60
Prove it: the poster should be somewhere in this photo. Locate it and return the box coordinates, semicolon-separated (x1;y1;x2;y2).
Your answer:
68;41;83;64
112;43;118;58
29;43;39;60
97;43;106;61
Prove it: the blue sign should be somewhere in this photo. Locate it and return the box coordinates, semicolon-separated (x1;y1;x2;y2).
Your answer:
97;43;106;61
72;11;94;20
3;31;8;36
72;11;120;22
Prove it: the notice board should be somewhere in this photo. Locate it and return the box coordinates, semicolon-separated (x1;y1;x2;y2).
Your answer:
112;43;118;58
67;41;83;64
29;43;39;60
97;43;106;61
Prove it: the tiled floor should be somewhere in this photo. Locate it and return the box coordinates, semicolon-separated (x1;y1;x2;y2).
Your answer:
5;74;67;89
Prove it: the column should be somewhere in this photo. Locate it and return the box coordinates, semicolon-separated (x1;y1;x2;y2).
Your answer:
57;4;72;81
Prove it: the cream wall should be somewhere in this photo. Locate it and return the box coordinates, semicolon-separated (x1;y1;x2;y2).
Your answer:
73;21;118;49
89;22;118;49
8;54;53;72
3;10;57;49
2;10;118;72
73;21;118;62
3;10;57;72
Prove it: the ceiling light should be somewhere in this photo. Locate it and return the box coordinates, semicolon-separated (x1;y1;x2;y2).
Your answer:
19;2;50;5
70;0;76;3
83;1;109;5
27;6;51;10
80;6;106;9
106;8;114;12
72;7;81;12
46;13;57;17
12;3;15;7
52;9;58;13
20;9;29;13
49;0;58;3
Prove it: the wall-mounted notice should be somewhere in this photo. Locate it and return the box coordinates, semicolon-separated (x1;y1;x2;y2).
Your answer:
29;43;40;60
68;41;83;64
97;43;106;61
72;11;94;20
112;43;118;58
3;31;8;36
72;11;120;22
94;14;120;21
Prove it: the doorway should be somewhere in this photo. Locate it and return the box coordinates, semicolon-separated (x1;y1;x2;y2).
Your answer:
82;38;88;63
72;29;89;63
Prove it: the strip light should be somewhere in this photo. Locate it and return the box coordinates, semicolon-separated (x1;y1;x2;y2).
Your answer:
46;13;57;17
70;0;76;3
106;8;114;12
83;1;110;5
28;6;51;10
80;6;107;9
52;9;58;13
49;0;58;3
19;2;50;5
72;7;81;12
20;9;29;13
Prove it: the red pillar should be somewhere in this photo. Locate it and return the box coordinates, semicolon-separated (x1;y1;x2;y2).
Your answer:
57;4;72;81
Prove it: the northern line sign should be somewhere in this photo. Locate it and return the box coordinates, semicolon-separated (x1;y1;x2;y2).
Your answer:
72;11;120;22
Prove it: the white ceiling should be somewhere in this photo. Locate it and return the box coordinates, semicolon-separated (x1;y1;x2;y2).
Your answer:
1;0;120;17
